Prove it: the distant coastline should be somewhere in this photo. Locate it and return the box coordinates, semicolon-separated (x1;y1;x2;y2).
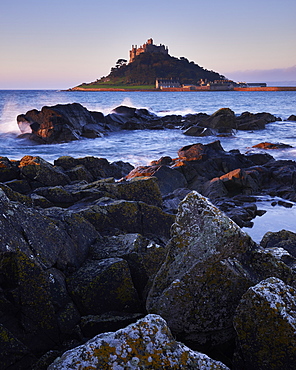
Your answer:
69;86;296;92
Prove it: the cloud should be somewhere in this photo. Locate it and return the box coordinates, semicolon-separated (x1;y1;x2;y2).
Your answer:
225;65;296;84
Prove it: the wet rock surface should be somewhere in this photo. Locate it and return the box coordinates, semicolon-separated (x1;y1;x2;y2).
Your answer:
17;103;282;143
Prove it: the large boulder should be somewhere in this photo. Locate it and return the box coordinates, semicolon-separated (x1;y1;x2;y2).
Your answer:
146;191;257;345
233;277;296;370
17;103;105;143
236;111;278;130
201;108;237;132
48;314;230;370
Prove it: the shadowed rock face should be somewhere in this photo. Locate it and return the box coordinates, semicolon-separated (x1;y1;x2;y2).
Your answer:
234;277;296;370
48;314;230;370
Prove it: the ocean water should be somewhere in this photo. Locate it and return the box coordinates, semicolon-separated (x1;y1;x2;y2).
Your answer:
0;89;296;242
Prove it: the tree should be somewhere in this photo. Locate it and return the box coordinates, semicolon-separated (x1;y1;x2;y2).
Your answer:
115;59;127;68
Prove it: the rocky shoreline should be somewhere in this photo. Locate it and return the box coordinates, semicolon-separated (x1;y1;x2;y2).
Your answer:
1;103;296;369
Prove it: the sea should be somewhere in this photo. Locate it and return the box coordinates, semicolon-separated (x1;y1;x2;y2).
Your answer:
1;89;296;242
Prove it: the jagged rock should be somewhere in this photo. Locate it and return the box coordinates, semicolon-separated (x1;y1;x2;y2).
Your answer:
162;188;192;214
17;103;105;143
48;314;230;370
236;111;278;130
75;198;174;240
3;178;31;194
0;325;37;369
233;277;296;370
66;258;142;315
260;229;296;258
19;155;70;187
90;233;167;300
33;185;75;207
0;183;33;206
146;191;257;345
126;165;187;195
0;156;20;182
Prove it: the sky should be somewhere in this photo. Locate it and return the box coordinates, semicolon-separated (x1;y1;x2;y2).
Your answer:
1;0;296;89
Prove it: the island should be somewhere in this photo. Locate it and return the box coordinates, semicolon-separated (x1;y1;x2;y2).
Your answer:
70;38;296;91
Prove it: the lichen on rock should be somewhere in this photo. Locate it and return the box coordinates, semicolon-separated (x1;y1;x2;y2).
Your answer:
234;277;296;370
48;314;230;369
146;191;257;344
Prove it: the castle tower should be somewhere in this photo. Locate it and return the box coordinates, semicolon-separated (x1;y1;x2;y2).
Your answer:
129;38;168;63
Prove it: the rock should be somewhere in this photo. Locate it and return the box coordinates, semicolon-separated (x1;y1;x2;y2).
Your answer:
54;155;133;180
146;191;256;345
178;140;226;161
260;229;296;258
48;314;230;370
107;177;163;207
4;178;31;194
0;325;37;369
183;126;214;136
76;198;174;240
153;166;188;195
233;277;296;370
201;108;237;132
0;156;20;182
246;152;274;165
89;233;167;300
0;183;33;206
252;142;293;149
17;103;105;143
287;114;296;121
218;168;260;196
236;111;278;130
66;258;142;315
33;185;75;207
19;155;70;187
162;188;192;214
80;312;144;339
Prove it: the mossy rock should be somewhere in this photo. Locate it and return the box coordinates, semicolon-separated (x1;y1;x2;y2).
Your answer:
19;156;70;186
234;277;296;370
0;324;36;369
146;191;257;345
0;183;33;206
0;156;20;182
75;199;173;239
104;176;163;207
33;185;75;206
65;164;94;182
67;258;142;315
90;233;167;299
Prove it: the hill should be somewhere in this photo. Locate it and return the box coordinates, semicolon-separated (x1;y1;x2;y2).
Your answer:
74;39;226;90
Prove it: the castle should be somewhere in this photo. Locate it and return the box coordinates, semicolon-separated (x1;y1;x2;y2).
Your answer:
129;38;169;63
